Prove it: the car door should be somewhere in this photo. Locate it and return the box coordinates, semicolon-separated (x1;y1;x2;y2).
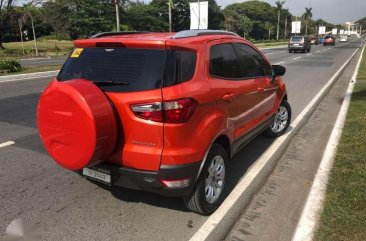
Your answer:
206;40;258;144
233;43;278;125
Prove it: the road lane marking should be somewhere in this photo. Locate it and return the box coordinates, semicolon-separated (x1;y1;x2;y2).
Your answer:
0;74;57;83
315;51;321;53
0;141;15;149
307;53;313;56
189;47;360;241
274;61;285;65
293;57;302;60
292;41;365;241
266;52;274;55
20;57;51;61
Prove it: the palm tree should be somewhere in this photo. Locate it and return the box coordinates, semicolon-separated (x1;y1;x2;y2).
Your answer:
304;7;312;35
275;0;285;40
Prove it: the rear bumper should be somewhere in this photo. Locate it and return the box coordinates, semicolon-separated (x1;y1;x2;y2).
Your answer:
84;161;201;196
288;45;306;50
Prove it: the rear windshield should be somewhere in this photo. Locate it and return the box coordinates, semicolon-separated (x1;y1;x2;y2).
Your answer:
58;48;197;92
290;37;303;42
325;36;333;39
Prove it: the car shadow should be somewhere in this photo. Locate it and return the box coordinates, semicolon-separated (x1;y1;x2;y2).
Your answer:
91;134;276;213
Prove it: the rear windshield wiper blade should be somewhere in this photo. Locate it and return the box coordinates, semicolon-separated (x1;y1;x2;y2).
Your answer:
92;80;130;86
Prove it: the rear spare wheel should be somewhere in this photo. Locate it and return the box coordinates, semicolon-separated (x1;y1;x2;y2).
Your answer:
37;79;117;170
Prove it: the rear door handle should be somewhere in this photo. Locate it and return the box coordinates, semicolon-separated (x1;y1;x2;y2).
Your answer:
222;93;235;102
257;87;264;93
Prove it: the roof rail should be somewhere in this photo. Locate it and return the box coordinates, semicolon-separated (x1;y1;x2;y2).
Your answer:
90;31;150;39
172;30;239;39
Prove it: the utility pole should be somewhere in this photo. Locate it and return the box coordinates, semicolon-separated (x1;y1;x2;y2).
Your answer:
22;12;39;56
115;0;120;32
168;1;172;32
284;13;288;39
18;18;25;55
198;0;200;30
276;10;280;40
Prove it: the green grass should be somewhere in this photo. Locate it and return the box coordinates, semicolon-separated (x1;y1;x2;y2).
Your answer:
0;64;61;76
0;39;73;58
357;47;366;80
314;47;366;241
255;41;288;48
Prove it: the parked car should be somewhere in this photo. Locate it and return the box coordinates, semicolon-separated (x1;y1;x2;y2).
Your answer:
310;37;319;45
323;35;336;46
37;30;291;215
288;35;311;53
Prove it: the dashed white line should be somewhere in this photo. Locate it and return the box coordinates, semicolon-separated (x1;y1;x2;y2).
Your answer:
266;52;274;55
315;51;321;53
0;141;15;148
293;57;302;60
306;53;313;56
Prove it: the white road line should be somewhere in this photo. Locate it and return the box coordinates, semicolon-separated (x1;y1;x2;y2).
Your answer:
189;47;360;241
20;57;51;61
0;74;57;84
266;52;274;55
327;48;331;50
0;141;15;149
315;51;321;53
293;57;301;60
274;61;285;65
306;53;313;56
291;43;365;241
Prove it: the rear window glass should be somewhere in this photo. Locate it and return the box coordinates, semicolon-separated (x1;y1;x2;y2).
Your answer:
325;36;332;39
58;48;166;92
290;37;303;42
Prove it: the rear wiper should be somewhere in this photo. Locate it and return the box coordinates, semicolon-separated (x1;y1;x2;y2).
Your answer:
92;80;130;86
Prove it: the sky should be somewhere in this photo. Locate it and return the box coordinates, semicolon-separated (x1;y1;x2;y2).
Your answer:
217;0;365;24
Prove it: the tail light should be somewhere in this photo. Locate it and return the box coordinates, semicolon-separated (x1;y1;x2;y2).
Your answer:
131;98;198;123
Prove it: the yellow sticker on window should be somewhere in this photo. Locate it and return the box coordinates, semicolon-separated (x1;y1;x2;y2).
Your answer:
71;48;83;58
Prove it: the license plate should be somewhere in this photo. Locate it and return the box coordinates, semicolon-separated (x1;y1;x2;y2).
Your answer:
82;167;111;186
293;43;299;46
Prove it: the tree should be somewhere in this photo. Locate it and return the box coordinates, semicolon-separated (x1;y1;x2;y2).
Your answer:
303;7;312;35
225;1;276;39
275;0;285;40
223;9;252;38
0;0;16;49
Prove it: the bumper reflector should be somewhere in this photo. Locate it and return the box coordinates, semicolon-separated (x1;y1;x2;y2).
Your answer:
160;178;190;188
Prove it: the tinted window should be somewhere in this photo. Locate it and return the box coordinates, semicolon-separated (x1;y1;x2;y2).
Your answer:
209;43;241;79
290;36;303;42
234;43;272;77
164;50;197;86
58;48;165;92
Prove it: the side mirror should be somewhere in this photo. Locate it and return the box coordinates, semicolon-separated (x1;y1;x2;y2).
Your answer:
272;65;286;76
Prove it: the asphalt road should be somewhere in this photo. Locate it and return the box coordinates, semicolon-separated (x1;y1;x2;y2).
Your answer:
0;38;363;241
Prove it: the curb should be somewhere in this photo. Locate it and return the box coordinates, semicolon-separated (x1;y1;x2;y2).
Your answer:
189;48;360;241
0;70;59;82
291;42;365;241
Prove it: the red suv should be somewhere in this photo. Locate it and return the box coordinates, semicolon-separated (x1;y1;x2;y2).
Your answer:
37;30;291;215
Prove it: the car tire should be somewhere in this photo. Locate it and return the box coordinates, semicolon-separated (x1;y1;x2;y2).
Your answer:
308;48;311;52
289;49;292;53
183;143;228;215
263;100;292;137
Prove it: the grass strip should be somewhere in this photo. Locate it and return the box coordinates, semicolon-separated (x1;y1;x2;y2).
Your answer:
314;48;366;241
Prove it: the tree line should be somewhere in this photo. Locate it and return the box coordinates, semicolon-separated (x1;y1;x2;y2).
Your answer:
1;0;362;48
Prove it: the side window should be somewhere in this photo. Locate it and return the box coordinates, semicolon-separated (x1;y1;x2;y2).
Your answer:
234;43;272;77
164;50;197;87
209;43;241;79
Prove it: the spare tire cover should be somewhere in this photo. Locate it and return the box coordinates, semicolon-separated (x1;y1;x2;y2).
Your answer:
37;79;117;170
